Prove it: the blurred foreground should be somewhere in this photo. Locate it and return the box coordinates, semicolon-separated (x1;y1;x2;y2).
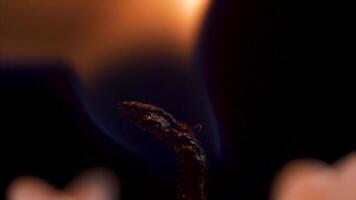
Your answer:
273;153;356;200
7;169;119;200
7;152;356;200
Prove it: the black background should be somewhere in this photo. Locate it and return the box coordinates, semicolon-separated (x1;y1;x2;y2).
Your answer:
202;0;351;199
0;0;350;199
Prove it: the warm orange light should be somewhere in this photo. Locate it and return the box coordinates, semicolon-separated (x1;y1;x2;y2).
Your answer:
181;0;208;17
70;0;211;81
0;0;211;81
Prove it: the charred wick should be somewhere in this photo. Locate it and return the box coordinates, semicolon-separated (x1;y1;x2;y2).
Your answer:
118;101;207;200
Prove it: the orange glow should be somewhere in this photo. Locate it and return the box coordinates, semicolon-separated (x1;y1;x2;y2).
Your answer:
272;153;356;200
7;168;119;200
0;0;211;82
71;0;211;81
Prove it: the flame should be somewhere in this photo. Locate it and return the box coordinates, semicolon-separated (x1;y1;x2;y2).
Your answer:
0;0;221;160
182;0;207;17
71;0;211;82
0;0;211;82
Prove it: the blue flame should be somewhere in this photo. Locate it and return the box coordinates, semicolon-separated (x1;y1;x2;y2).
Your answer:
75;59;222;165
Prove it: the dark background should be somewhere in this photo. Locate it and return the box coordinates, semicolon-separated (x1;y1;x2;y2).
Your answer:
0;0;350;200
